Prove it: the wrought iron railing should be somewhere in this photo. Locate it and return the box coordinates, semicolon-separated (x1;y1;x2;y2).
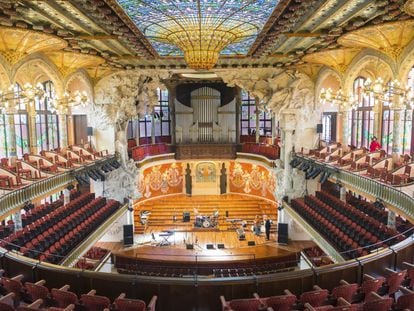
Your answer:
0;156;116;215
294;154;414;221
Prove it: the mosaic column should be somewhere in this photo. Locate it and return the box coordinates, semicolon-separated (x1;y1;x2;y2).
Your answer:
63;188;70;205
28;108;38;155
58;113;68;148
255;98;260;144
341;110;350;149
4;108;17;157
372;104;381;141
151;113;156;145
391;108;404;163
235;88;241;145
168;86;176;145
282;110;296;192
11;211;22;231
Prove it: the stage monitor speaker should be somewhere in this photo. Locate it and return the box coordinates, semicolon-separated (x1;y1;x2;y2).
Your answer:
206;244;215;249
278;223;289;245
183;211;190;222
217;243;225;249
87;126;93;136
123;224;134;246
186;243;194;250
316;124;323;134
247;241;256;246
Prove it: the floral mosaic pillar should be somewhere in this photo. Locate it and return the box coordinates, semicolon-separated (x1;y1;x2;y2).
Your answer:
4;109;17;157
58;113;68;148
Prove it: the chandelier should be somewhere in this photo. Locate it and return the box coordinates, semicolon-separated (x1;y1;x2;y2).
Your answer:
116;0;278;70
362;78;414;109
320;88;357;110
0;83;45;113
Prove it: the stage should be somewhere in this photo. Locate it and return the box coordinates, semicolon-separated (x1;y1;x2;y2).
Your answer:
95;194;315;275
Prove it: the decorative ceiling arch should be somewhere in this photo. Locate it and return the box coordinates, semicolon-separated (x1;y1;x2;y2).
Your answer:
338;20;414;61
302;48;361;75
13;55;64;97
315;67;343;97
343;52;395;94
65;69;94;101
45;51;105;78
0;54;12;90
0;27;67;66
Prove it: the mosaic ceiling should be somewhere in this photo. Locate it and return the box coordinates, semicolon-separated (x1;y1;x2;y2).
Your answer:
116;0;279;57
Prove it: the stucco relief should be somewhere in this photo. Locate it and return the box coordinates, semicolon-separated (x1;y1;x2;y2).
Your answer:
93;70;171;167
218;69;320;150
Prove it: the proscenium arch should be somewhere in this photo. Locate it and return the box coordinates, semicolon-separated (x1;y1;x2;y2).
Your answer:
12;53;64;97
343;50;397;94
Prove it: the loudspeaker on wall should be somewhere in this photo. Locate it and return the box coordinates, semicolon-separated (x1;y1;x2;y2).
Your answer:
123;224;134;246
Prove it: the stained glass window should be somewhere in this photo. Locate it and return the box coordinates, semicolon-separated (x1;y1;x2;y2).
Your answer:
139;89;170;140
0;114;7;158
403;67;414;155
116;0;279;56
240;90;272;136
350;77;374;148
35;81;59;151
14;83;29;157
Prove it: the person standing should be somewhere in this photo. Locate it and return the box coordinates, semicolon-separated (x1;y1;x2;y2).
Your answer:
369;136;381;152
265;216;272;241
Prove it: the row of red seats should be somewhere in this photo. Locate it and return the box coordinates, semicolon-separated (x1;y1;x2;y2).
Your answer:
0;271;156;311
74;247;109;271
131;143;169;161
37;199;120;264
303;246;334;267
316;191;404;244
241;143;280;160
221;266;414;311
292;198;369;259
1;193;96;252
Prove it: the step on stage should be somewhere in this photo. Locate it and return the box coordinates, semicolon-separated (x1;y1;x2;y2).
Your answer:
97;195;315;274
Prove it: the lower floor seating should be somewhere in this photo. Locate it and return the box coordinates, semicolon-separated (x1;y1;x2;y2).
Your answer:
0;270;157;311
220;265;414;311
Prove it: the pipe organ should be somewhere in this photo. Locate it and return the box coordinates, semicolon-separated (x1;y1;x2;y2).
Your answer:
175;85;236;144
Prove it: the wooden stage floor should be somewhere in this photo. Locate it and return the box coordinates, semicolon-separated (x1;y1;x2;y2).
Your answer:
97;194;315;265
97;231;315;264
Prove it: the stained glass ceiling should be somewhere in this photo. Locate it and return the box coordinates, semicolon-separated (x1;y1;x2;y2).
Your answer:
116;0;279;59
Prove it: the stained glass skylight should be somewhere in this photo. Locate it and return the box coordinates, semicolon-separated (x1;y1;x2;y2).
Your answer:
116;0;279;69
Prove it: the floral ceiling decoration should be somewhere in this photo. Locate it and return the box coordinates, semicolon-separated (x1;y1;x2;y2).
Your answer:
115;0;279;69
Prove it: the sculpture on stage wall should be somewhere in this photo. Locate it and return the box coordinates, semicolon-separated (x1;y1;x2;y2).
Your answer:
218;69;320;150
92;70;171;201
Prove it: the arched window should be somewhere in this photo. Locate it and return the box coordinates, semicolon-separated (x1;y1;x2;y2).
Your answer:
0;114;7;158
35;81;59;151
139;88;170;143
349;77;374;148
403;67;414;155
240;90;272;136
14;83;29;157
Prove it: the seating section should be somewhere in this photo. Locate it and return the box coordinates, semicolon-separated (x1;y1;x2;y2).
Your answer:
116;252;298;277
291;191;407;259
303;246;334;267
74;247;109;271
220;266;414;311
0;271;157;311
130;143;170;161
241;143;280;160
0;192;121;265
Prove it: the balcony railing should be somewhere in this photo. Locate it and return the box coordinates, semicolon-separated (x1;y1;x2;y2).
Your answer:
294;154;414;221
0;156;116;215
